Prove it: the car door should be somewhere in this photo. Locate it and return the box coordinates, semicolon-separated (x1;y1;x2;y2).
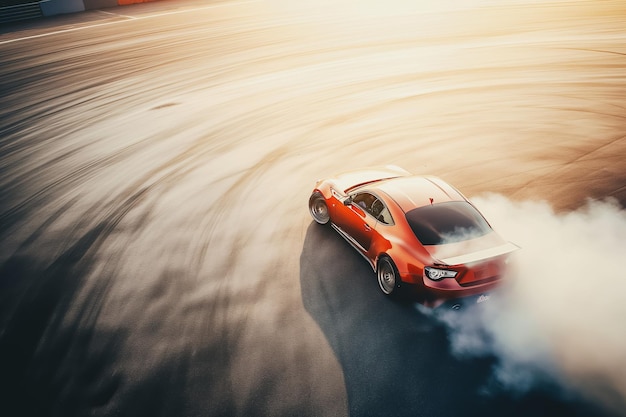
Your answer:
340;192;378;252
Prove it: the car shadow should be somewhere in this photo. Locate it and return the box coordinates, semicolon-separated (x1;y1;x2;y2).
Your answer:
299;221;614;417
299;222;498;417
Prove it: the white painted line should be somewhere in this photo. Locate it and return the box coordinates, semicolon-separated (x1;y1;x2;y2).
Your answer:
96;9;137;20
0;0;258;45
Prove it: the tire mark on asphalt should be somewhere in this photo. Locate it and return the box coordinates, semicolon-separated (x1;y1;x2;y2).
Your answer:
2;1;626;415
0;1;260;45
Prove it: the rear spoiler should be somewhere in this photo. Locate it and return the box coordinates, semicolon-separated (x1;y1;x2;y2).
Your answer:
438;242;520;266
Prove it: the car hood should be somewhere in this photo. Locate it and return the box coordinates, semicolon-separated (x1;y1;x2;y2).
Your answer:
424;232;519;266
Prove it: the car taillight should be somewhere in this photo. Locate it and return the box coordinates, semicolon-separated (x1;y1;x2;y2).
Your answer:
424;266;458;281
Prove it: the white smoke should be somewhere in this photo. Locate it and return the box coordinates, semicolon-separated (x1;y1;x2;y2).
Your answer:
429;194;626;415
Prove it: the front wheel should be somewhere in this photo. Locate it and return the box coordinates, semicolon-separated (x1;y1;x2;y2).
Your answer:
309;191;330;225
377;256;401;296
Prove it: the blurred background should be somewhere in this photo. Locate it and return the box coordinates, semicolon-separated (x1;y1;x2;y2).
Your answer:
1;1;625;416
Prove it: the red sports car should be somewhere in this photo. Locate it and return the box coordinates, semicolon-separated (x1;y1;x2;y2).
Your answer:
308;166;518;307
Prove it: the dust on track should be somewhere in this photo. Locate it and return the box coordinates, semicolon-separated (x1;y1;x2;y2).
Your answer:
0;1;625;416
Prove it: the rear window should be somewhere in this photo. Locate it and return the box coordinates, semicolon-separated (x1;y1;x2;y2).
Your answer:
405;201;492;245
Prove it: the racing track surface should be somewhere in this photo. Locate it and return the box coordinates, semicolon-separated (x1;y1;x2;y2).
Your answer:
1;1;625;416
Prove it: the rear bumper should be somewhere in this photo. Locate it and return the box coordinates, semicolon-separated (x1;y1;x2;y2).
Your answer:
399;272;501;307
433;292;495;310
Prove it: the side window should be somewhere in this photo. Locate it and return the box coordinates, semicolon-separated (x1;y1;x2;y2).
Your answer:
352;192;376;212
372;199;393;225
352;193;394;225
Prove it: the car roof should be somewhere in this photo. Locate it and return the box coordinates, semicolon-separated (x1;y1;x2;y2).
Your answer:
373;176;467;212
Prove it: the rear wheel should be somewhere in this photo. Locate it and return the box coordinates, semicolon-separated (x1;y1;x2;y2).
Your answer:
377;256;401;296
309;191;330;225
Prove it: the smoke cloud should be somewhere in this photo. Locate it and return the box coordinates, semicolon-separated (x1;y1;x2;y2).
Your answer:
428;194;626;415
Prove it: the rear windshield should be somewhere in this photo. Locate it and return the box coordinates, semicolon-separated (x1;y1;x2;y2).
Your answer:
405;201;492;245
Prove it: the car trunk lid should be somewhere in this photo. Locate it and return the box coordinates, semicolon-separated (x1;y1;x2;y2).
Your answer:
425;233;519;285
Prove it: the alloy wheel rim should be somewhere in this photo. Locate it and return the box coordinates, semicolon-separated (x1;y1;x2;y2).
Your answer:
312;199;329;222
378;260;395;294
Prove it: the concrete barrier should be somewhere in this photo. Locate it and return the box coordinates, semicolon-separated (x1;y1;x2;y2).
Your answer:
0;1;43;23
40;0;84;15
42;0;160;16
1;0;161;22
118;0;157;5
83;0;117;10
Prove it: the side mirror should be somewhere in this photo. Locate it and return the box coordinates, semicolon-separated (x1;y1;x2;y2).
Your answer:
343;196;353;206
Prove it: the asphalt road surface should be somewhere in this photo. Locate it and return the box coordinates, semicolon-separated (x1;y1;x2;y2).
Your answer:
1;1;625;416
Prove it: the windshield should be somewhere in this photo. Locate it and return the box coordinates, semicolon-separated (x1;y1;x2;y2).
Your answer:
405;201;492;245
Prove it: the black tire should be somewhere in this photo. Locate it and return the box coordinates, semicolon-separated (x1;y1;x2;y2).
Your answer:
309;191;330;225
377;256;401;296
